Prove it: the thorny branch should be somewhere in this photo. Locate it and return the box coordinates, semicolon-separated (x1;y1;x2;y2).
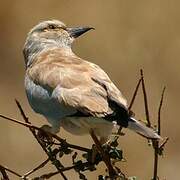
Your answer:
0;101;124;179
23;158;50;178
15;100;68;180
128;78;142;111
140;70;168;180
89;129;116;179
140;69;151;127
157;87;166;136
152;86;168;180
0;69;168;180
0;165;10;180
0;164;21;179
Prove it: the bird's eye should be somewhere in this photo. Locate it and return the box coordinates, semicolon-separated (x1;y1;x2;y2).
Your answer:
48;25;56;29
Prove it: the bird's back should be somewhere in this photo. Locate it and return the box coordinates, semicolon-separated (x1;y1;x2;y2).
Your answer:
25;47;128;122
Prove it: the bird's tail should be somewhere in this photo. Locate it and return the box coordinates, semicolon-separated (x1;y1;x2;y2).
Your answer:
128;117;161;139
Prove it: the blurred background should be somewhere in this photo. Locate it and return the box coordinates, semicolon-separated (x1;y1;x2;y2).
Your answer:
0;0;179;179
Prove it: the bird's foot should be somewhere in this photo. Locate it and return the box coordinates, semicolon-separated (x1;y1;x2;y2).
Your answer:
37;125;54;146
90;144;100;164
101;143;123;161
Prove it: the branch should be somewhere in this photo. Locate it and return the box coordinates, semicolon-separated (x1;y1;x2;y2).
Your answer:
33;161;95;180
117;76;142;138
139;70;168;180
159;137;169;149
23;158;50;178
157;87;166;135
0;165;9;180
89;129;118;179
128;78;142;111
140;69;151;127
0;101;97;179
0;110;90;152
15;100;68;180
0;164;21;179
152;87;166;180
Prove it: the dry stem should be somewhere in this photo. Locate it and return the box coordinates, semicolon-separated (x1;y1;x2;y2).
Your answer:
140;69;151;127
89;129;117;179
152;87;166;180
0;164;21;179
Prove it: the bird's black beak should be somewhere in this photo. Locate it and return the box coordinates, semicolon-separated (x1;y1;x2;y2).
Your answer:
67;27;94;38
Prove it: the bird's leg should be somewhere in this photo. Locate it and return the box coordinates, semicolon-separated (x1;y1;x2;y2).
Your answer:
90;144;98;164
89;129;117;178
104;124;123;146
90;137;106;164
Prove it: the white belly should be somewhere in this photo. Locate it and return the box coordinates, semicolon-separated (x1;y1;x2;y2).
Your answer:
60;116;114;138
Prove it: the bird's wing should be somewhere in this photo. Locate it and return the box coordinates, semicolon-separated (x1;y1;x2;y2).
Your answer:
27;49;116;117
87;62;128;109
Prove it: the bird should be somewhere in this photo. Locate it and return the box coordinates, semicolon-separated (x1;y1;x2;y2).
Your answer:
23;20;160;144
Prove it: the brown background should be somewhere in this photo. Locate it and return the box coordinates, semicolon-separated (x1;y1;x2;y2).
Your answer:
0;0;179;179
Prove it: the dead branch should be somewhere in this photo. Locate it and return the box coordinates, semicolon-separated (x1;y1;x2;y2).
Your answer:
140;69;151;127
23;158;50;178
89;129;117;179
0;164;21;179
0;102;122;179
157;87;166;135
152;87;166;180
128;78;142;111
139;70;168;180
0;165;9;180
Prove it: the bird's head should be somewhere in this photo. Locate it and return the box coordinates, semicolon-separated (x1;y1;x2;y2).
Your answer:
23;20;94;67
26;20;94;47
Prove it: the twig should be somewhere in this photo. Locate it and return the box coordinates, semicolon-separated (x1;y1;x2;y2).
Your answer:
140;69;151;127
116;77;142;139
0;112;90;154
139;71;168;180
15;100;68;180
32;171;59;180
15;99;29;123
0;114;37;129
0;165;9;180
52;134;90;152
89;129;117;179
153;140;159;180
159;137;169;149
128;78;142;111
0;164;21;178
157;87;166;135
152;87;166;180
32;162;90;180
23;158;50;178
17;100;90;153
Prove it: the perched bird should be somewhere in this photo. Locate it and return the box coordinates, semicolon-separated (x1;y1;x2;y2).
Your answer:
23;20;160;143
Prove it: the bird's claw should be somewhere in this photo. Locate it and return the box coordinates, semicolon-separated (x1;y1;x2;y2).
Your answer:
37;125;54;146
101;144;123;161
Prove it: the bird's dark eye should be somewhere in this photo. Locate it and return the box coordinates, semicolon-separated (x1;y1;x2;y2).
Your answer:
48;25;56;29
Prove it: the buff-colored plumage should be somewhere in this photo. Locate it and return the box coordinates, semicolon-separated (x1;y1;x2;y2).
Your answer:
27;47;127;117
23;20;161;140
